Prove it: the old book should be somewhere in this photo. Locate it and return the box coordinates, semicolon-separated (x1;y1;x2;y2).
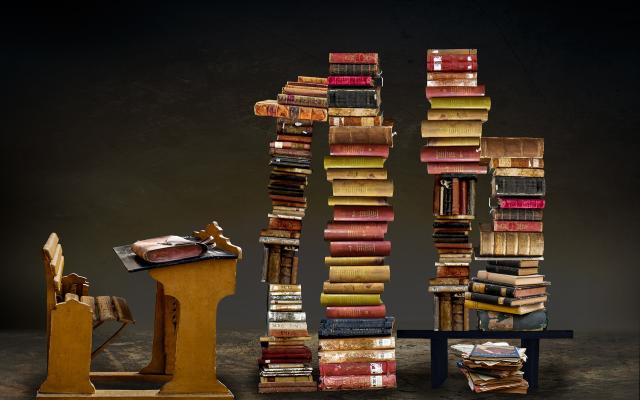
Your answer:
324;256;385;266
260;376;313;383
329;123;394;146
485;264;539;276
267;245;281;283
326;305;387;318
490;208;543;221
428;49;477;56
452;297;464;331
332;180;393;197
490;158;544;169
269;147;311;158
319;361;396;376
464;299;545;315
268;321;309;337
298;75;327;84
493;167;545;177
426;137;481;147
492;197;545;209
329;52;379;64
429;96;491;110
427;71;477;80
491;259;539;268
429;277;469;285
421;120;483;138
328;196;389;206
330;144;389;158
426;85;485;98
479;225;544;256
468;280;548;298
465;292;547;307
270;283;301;292
427;60;478;72
277;134;313;144
327;75;381;87
324;156;386;169
319;349;395;364
451;178;460;214
259;236;300;246
329;241;391;257
324;222;387;241
477;309;548;331
333;206;394;222
326;168;388;181
492;221;543;232
421;146;481;163
427;78;478;87
428;163;487;175
492;176;546;197
428;285;468;293
277;93;328;108
329;115;384;126
291;255;299;284
319;374;396;391
254;100;327;121
268;311;307;322
329;88;381;108
426;108;488;121
329;107;380;117
436;265;469;278
477;270;544;286
439;293;452;331
323;281;385;294
480;137;544;158
461;180;468;215
268;218;302;231
131;235;206;263
320;317;394;330
281;85;327;97
320;293;382;306
329;64;380;76
328;265;391;282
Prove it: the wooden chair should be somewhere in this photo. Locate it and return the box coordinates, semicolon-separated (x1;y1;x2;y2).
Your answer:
39;232;134;394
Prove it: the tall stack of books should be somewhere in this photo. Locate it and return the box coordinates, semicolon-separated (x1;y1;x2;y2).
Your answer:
318;52;397;391
253;76;328;393
451;342;529;394
420;49;490;331
467;137;549;331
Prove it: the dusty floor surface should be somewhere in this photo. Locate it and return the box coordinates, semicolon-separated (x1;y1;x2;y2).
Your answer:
0;329;637;399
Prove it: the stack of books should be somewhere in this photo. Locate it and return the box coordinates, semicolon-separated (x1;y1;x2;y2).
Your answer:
452;342;528;394
420;49;490;331
318;52;397;391
253;76;328;393
467;137;548;331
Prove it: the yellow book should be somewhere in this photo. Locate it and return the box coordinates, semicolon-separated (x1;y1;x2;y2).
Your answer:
318;349;396;363
427;108;488;121
329;107;380;117
326;168;388;181
429;96;491;110
328;265;390;283
328;196;389;206
324;256;385;266
464;299;545;315
421;120;483;138
332;179;394;197
320;293;382;306
297;76;327;84
324;156;386;169
426;137;480;147
322;281;385;294
492;168;545;177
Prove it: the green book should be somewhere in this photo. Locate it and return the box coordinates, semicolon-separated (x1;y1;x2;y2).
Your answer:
323;156;386;169
320;293;382;306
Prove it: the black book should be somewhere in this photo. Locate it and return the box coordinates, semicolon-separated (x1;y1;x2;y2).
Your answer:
329;64;380;76
485;264;538;276
491;208;543;221
328;88;381;108
492;176;545;197
477;309;548;331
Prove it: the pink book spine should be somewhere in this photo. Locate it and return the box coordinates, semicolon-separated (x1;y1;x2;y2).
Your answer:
329;53;378;64
426;162;487;175
319;361;397;376
498;198;546;209
329;241;391;257
319;374;397;390
427;61;478;72
333;206;395;222
425;84;485;98
492;220;543;232
420;146;480;162
427;54;477;63
330;144;389;157
326;305;387;319
328;76;373;86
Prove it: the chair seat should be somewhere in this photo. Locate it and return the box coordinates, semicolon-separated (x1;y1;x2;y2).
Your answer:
64;293;134;324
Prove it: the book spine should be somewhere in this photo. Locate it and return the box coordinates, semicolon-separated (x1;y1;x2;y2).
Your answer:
254;100;328;121
420;146;481;162
328;265;391;282
427;162;487;175
298;75;328;84
326;305;387;318
329;242;391;257
319;361;396;376
328;107;380;117
330;144;390;157
427;53;477;63
436;265;468;278
460;180;468;215
479;231;545;256
267;245;281;284
319;349;395;363
421;120;483;138
465;292;515;306
477;309;548;331
439;293;452;331
324;256;385;266
493;167;545;177
327;76;374;86
492;220;543;232
333;206;395;222
329;64;379;76
427;108;488;121
427;71;477;80
426;137;480;147
329;53;378;64
268;218;302;231
318;336;395;351
329;116;384;126
320;293;382;306
269;148;312;158
480;137;544;158
429;96;491;110
427;61;477;71
493;176;546;196
452;296;464;331
320;317;394;329
490;158;544;169
319;374;396;390
324;222;387;241
425;85;485;98
468;282;516;298
332;180;393;197
318;326;393;338
324;156;385;169
270;141;311;150
491;208;543;221
329;131;392;146
291;254;299;284
277;93;328;108
322;282;385;294
451;178;460;215
498;198;546;209
329;88;379;108
327;169;388;181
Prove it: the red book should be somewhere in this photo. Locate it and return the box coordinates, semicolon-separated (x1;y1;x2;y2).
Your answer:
330;144;389;158
324;222;388;241
427;53;477;63
326;305;387;319
493;220;543;232
425;85;485;98
319;374;397;390
436;265;469;278
319;361;396;376
333;206;394;222
329;241;391;257
269;148;311;158
497;198;546;209
268;217;302;231
329;53;378;64
420;146;480;163
427;162;487;175
327;76;375;86
427;61;477;72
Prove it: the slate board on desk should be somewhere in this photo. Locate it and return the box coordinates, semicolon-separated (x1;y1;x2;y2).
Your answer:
113;240;237;273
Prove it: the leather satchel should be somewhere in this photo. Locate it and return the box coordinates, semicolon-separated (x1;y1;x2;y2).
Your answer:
131;235;212;263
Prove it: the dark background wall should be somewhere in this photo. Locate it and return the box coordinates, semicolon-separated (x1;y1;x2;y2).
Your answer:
2;1;638;333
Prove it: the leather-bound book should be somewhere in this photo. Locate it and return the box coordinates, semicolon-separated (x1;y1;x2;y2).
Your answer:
480;137;544;158
319;374;396;391
439;293;452;331
329;53;379;64
318;336;395;351
319;361;396;376
131;235;207;263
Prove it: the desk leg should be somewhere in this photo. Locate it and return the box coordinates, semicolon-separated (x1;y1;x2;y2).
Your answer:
521;338;540;390
141;282;166;374
430;336;448;388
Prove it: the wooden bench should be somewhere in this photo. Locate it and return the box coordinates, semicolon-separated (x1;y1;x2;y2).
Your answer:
39;232;135;394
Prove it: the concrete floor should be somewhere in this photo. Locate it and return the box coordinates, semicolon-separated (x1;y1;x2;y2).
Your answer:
0;330;637;399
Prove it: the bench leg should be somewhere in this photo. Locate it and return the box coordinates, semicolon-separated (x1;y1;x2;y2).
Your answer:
521;338;540;391
430;336;448;388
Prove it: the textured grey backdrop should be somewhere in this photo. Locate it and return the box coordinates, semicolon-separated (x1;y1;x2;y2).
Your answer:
2;1;638;332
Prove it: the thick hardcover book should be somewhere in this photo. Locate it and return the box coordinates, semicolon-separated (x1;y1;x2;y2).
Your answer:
428;162;487;175
329;241;391;257
323;282;385;294
464;299;545;315
270;141;311;150
493;167;545;178
332;180;394;197
267;312;307;322
319;349;395;364
480;137;544;158
427;71;477;80
277;93;328;108
329;115;384;126
268;217;302;231
320;317;394;330
259;236;300;246
426;85;485;98
477;270;544;286
492;176;546;197
330;144;390;157
427;48;476;57
319;361;396;376
320;293;382;307
328;75;382;87
328;107;380;117
428;285;468;293
319;374;396;390
485;264;538;276
427;108;488;121
298;75;327;84
277;134;312;144
269;147;311;158
436;265;469;278
427;78;477;87
477;309;548;331
479;225;544;256
282;85;327;97
492;197;546;209
420;146;480;162
492;220;543;232
329;123;394;145
333;206;394;222
326;305;387;319
469;280;548;298
427;61;477;71
465;292;547;307
439;293;452;331
328;265;391;282
324;222;388;241
426;137;481;147
329;64;379;76
490;158;544;169
328;196;389;206
329;53;379;64
324;156;386;169
319;336;395;351
328;88;380;108
490;208;543;221
324;256;385;266
429;96;491;110
421;120;483;138
254;100;328;121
